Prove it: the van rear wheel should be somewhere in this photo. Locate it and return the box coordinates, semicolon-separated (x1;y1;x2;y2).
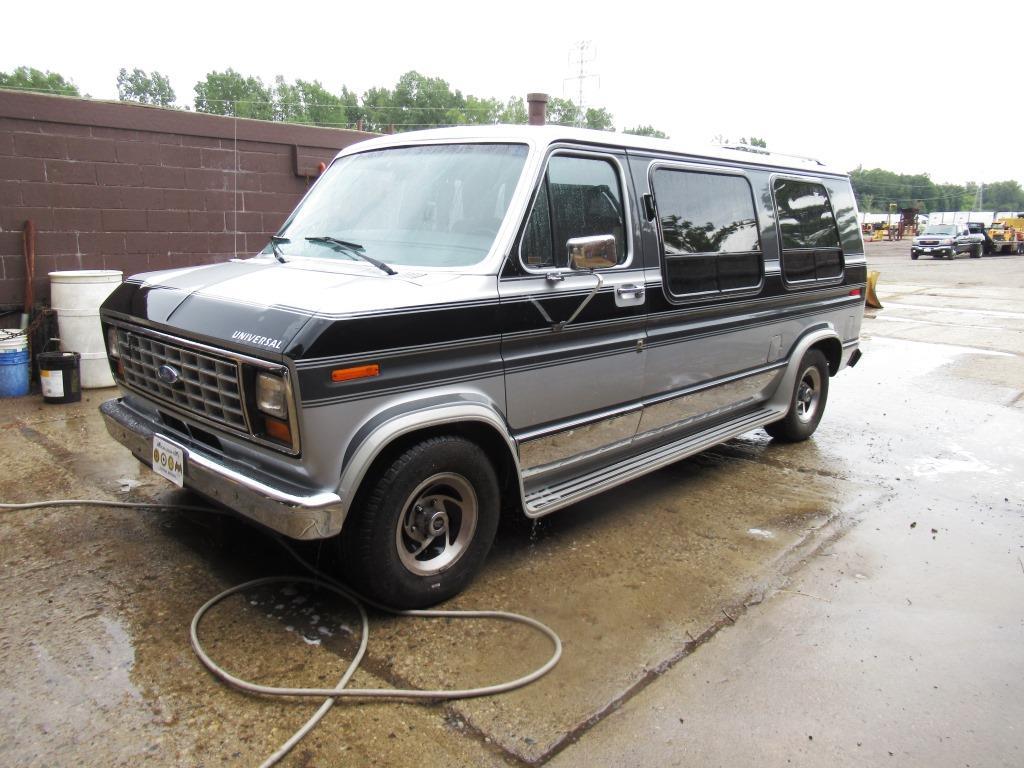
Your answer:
766;349;830;443
340;435;499;609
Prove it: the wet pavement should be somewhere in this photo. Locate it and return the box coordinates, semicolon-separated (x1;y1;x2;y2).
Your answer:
2;239;1023;766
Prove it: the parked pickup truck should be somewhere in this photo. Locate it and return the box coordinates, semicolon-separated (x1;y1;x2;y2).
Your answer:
911;224;983;260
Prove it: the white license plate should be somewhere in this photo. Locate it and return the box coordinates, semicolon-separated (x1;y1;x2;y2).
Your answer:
924;248;933;253
152;436;185;488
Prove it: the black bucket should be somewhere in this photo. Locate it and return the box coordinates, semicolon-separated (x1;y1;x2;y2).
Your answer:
38;351;82;404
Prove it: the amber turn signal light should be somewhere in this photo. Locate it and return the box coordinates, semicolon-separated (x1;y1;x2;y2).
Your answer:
331;364;379;382
263;416;292;444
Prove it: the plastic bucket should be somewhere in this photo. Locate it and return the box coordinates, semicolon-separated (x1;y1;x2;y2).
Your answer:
38;351;82;404
0;331;30;398
49;270;122;389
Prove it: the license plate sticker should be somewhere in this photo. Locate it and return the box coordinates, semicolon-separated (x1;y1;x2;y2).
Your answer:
152;436;185;488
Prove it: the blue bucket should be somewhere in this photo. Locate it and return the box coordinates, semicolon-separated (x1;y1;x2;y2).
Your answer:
0;332;30;397
0;351;31;398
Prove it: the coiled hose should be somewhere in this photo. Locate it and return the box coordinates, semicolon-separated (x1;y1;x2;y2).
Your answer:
1;498;562;767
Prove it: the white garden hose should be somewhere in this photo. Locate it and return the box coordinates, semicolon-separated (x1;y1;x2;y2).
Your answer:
2;498;562;767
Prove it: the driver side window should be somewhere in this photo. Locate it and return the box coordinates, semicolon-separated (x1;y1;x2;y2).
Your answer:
520;155;628;269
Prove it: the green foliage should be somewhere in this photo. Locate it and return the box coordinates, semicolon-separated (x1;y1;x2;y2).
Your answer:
624;125;669;139
194;69;274;119
0;66;79;96
584;107;614;131
498;96;528;124
117;68;175;106
360;71;470;132
182;68;622;133
741;136;767;148
850;167;1024;213
272;77;358;127
980;180;1024;211
546;97;580;126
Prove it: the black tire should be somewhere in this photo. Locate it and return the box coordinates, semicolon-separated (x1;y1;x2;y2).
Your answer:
765;349;830;443
340;435;499;609
971;244;982;258
911;252;919;260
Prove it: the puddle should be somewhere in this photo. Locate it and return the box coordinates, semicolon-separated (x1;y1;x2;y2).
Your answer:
911;445;1003;479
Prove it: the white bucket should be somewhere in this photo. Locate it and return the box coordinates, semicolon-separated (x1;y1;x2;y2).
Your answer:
50;270;123;389
0;330;28;352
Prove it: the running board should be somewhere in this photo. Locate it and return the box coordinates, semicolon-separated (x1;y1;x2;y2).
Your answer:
523;406;785;517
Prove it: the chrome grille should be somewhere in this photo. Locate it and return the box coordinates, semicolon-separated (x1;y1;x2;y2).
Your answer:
116;328;248;432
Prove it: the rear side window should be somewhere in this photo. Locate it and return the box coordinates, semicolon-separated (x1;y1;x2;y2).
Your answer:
520;155;628;270
773;179;844;283
651;169;762;297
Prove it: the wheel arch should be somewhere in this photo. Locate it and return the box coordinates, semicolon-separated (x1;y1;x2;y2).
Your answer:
328;397;523;536
767;326;843;413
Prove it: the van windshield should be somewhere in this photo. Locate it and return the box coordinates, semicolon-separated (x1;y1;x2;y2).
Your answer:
271;143;529;269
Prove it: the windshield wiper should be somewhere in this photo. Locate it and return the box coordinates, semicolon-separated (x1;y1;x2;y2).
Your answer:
304;236;397;276
269;235;289;263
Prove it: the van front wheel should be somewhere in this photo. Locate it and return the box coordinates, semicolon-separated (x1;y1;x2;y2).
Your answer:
341;435;500;609
766;349;830;443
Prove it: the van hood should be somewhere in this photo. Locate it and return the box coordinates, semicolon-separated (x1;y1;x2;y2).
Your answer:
100;257;496;359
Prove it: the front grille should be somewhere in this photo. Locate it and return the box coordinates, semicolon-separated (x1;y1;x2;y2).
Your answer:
116;328;248;432
919;239;940;245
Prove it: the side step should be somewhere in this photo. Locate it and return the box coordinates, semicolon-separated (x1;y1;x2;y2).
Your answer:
523;406;785;516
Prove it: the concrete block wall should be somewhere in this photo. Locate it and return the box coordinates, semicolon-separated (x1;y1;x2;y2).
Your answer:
0;90;373;308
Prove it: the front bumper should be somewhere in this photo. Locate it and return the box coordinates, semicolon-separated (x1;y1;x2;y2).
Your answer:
912;245;953;257
100;398;342;540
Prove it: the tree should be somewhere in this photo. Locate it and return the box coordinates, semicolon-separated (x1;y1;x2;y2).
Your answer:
194;69;273;120
584;107;614;131
546;97;580;126
624;125;669;139
359;71;466;132
497;96;527;124
117;68;175;106
273;78;359;128
741;136;767;148
0;66;79;96
981;180;1024;211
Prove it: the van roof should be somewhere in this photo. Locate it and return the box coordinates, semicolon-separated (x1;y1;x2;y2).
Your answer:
336;124;847;177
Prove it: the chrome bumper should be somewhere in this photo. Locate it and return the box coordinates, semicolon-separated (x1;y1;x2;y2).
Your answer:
100;398;342;540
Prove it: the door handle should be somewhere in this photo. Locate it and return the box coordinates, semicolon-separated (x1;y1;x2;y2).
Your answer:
616;283;645;300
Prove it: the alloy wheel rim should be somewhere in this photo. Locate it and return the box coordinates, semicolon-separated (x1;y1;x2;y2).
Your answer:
396;473;478;576
795;366;822;423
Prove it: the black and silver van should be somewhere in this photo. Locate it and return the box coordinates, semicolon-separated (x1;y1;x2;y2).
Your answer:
99;125;865;607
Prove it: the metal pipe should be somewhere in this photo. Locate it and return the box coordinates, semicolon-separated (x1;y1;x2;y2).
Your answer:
527;93;548;126
21;219;35;330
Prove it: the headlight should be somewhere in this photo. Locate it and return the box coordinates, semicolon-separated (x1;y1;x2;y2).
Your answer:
106;327;120;359
940;238;953;245
256;372;288;419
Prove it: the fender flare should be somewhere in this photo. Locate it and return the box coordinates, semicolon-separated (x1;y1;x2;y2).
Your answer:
766;325;843;413
326;394;522;536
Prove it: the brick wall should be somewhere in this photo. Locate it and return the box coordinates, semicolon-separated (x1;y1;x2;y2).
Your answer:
0;90;374;308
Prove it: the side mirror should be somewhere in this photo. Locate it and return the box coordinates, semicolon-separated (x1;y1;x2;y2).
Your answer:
567;235;617;270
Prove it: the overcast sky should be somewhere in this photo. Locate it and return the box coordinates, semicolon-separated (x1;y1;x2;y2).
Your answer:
4;0;1021;186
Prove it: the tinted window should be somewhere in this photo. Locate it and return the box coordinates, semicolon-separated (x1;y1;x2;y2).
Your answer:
652;169;762;297
824;180;865;255
773;178;843;282
774;179;841;250
520;155;627;269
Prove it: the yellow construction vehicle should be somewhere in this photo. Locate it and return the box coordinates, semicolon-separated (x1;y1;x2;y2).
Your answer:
987;218;1024;255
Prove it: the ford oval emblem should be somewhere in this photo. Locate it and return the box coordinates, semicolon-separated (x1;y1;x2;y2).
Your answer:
157;365;181;386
